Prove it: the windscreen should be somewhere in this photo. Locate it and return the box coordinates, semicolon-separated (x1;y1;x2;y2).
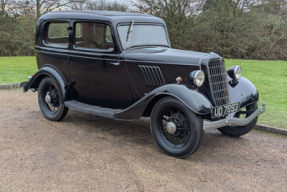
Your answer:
118;25;169;50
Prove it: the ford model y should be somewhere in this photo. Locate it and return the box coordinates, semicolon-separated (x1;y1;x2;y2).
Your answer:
21;11;266;158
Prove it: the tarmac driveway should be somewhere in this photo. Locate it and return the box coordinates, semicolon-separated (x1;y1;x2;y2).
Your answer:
0;89;286;191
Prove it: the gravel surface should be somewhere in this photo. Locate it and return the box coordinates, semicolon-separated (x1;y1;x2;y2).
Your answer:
0;89;287;191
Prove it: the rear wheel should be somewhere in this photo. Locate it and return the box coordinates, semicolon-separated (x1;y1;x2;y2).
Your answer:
38;77;68;121
218;103;258;137
150;97;204;158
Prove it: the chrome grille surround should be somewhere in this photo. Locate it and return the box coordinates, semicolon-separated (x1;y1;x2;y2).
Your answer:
207;59;230;106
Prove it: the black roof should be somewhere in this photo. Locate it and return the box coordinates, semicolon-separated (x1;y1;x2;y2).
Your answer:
38;10;165;26
49;10;154;17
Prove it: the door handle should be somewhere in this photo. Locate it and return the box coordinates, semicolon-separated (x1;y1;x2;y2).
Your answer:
109;62;120;66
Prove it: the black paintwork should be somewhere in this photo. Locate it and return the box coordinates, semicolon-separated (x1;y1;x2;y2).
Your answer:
23;10;260;121
23;65;75;102
114;84;213;120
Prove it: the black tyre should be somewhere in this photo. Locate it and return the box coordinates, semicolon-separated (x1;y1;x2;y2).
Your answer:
150;97;204;158
38;77;68;121
218;103;258;137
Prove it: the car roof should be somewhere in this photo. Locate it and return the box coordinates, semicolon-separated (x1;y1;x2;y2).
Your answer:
38;10;165;26
50;10;154;17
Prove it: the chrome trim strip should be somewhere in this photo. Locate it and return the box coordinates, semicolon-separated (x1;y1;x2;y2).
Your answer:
199;53;210;70
203;102;266;130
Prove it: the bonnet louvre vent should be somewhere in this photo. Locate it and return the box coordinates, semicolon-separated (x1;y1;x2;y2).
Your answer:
138;65;165;87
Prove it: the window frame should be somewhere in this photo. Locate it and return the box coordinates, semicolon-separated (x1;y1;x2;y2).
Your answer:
72;21;116;53
43;20;70;49
116;22;170;51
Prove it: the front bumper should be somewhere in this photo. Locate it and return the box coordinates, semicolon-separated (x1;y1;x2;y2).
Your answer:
203;102;266;130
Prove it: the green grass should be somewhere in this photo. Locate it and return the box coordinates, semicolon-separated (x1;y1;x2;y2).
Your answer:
225;59;287;129
0;56;37;84
0;57;286;129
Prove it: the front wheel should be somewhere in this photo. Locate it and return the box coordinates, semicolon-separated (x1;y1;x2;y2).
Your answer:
218;103;258;137
150;97;204;158
38;77;68;121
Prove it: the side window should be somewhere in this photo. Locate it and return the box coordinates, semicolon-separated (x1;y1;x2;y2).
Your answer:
46;22;69;47
74;22;114;51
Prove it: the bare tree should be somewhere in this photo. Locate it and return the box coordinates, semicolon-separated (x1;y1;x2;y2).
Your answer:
134;0;205;18
15;0;82;18
0;0;9;17
71;0;130;11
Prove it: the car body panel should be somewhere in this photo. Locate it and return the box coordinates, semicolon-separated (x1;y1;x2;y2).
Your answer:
123;47;209;66
114;84;213;120
228;76;259;108
23;65;73;103
68;50;133;109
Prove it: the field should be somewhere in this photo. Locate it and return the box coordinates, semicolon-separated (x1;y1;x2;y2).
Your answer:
0;56;286;128
225;59;287;129
0;57;37;84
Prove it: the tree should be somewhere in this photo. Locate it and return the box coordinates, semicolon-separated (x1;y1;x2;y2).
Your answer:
134;0;205;50
0;0;9;17
71;0;130;11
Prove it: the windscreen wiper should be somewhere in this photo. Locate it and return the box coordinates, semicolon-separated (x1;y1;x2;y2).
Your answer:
126;20;134;42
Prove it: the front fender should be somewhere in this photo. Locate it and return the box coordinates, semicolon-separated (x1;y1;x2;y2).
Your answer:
23;65;73;103
228;76;259;108
114;84;213;120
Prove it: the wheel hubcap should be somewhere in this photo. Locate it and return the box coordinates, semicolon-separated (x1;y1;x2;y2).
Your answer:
45;95;51;104
166;122;177;134
159;107;191;146
42;84;60;113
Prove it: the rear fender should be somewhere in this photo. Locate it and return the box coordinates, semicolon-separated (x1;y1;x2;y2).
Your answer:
23;65;73;103
114;84;213;120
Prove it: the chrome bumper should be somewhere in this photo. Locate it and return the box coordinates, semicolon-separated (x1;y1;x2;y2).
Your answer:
203;102;266;130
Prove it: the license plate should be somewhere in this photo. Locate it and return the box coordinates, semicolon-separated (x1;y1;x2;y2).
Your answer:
212;102;240;118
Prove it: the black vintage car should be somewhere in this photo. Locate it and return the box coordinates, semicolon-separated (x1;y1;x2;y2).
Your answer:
21;10;266;158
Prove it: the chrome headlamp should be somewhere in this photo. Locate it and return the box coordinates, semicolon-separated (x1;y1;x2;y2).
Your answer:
227;65;242;81
189;70;205;87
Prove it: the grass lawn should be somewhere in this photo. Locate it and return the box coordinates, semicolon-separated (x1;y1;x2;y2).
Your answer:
0;56;286;129
0;57;37;84
225;59;287;129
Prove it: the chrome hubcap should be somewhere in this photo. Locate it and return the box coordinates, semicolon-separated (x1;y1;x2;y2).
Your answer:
45;94;51;104
166;122;177;134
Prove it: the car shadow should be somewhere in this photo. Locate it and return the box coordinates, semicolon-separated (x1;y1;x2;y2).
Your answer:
59;110;251;161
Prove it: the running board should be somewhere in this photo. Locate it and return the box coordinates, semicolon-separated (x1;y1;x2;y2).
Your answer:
64;100;122;119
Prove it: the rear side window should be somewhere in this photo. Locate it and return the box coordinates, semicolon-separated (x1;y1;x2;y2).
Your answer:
46;22;69;47
74;22;114;51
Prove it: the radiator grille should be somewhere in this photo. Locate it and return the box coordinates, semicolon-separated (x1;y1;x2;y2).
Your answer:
138;65;165;87
207;59;230;106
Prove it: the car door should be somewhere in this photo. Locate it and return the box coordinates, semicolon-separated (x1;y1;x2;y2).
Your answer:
69;20;133;109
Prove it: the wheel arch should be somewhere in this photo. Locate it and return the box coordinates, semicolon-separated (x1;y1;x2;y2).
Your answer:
114;84;213;121
23;64;74;103
142;94;169;117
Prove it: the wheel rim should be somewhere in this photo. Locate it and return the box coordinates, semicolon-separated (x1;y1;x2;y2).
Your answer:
157;107;191;148
41;84;60;113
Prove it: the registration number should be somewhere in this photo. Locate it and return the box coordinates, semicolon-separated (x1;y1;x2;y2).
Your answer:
212;102;240;118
